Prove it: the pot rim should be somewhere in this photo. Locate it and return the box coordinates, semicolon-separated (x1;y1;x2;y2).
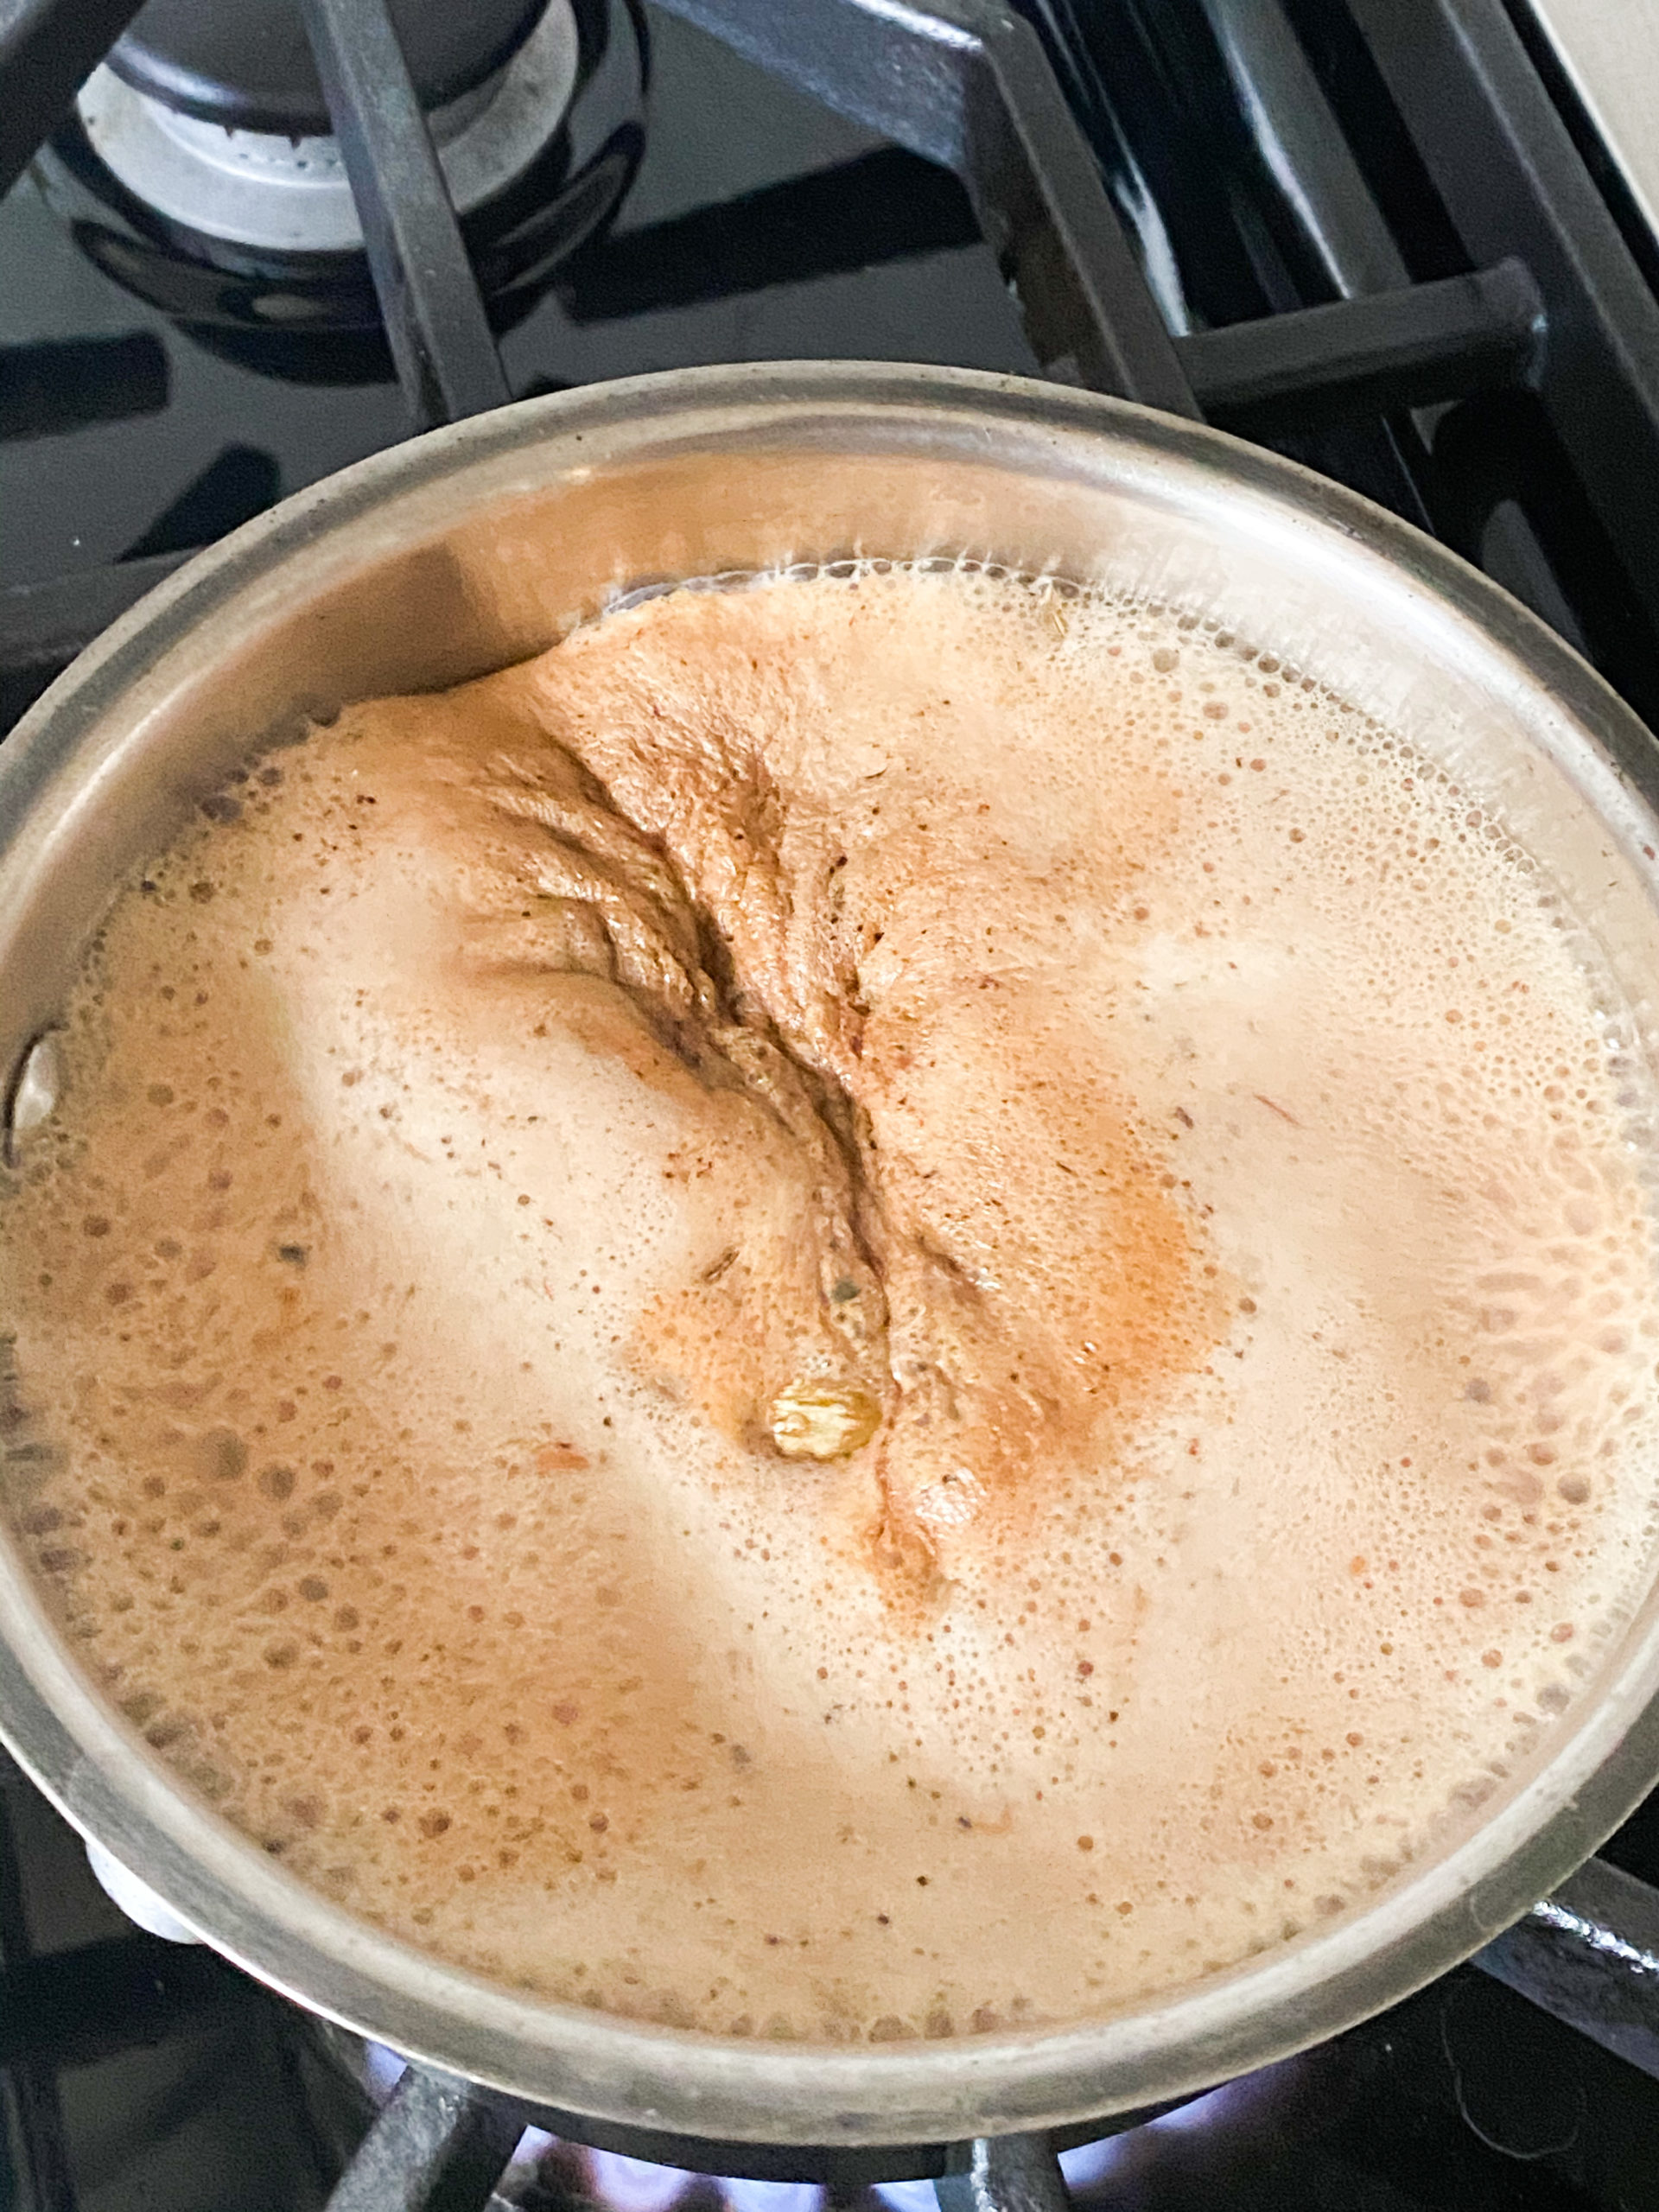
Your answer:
6;359;1659;2147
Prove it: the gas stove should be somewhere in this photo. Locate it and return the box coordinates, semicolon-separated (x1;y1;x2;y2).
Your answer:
9;2;1659;2207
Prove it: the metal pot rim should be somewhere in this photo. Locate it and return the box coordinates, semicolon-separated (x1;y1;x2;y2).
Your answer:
6;359;1659;2148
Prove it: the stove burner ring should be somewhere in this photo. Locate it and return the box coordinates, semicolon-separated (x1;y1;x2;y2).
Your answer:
74;0;581;255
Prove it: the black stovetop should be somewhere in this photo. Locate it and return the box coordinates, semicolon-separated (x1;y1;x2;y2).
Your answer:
10;2;1659;2207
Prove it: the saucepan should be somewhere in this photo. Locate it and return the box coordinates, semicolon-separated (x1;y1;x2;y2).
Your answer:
5;360;1659;2164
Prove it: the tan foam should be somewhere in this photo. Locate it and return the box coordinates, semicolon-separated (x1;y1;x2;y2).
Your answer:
4;564;1659;2042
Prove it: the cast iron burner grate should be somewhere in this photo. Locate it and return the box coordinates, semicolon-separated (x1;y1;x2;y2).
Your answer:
10;1;1659;2206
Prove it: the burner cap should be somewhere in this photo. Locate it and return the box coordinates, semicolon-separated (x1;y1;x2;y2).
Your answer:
107;0;546;136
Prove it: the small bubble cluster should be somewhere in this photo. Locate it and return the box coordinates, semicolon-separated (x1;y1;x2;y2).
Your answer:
3;562;1659;2042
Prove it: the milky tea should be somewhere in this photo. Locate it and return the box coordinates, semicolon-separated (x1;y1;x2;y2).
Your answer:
5;564;1658;2044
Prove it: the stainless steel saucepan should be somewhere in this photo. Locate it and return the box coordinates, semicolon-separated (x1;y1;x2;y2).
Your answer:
5;359;1659;2158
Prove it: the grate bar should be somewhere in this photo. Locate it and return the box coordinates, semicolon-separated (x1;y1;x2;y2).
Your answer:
1178;257;1543;434
299;0;512;429
0;0;149;200
324;2065;524;2212
1475;1853;1659;2080
937;2134;1070;2212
